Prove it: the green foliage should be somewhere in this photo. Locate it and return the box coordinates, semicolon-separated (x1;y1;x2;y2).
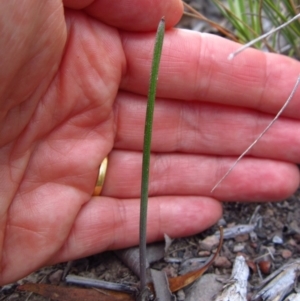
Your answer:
212;0;300;57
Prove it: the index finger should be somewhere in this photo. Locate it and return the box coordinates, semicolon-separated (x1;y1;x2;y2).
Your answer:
120;29;300;119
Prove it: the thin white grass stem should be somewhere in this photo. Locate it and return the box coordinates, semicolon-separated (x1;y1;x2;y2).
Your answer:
228;12;300;60
211;74;300;193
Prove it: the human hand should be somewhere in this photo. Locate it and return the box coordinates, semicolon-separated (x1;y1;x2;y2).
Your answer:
1;0;300;285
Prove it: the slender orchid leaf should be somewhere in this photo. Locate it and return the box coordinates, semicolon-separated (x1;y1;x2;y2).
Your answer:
138;17;165;299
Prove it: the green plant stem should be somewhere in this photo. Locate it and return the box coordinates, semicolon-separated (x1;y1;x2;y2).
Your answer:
139;17;165;296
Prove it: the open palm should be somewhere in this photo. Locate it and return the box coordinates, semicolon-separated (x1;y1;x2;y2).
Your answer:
1;0;300;285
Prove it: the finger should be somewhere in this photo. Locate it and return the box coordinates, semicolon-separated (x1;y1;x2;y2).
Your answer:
102;150;299;201
51;196;222;264
120;29;300;119
64;0;183;31
114;92;300;163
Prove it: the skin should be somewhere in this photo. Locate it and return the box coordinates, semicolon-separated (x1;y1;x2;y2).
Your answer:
0;0;300;285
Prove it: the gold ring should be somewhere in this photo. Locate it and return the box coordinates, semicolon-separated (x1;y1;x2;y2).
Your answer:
93;157;108;196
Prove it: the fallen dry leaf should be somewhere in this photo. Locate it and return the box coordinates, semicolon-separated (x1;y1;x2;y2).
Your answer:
168;226;224;292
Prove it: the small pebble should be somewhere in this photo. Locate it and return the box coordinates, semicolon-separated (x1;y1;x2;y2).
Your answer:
227;222;236;227
185;273;223;301
48;269;63;285
213;256;231;268
274;220;284;229
287;238;297;246
235;233;249;242
289;220;300;234
281;249;293;259
198;250;210;257
163;265;177;278
217;218;227;227
272;235;283;244
259;260;271;274
233;243;245;252
176;289;185;301
199;235;219;251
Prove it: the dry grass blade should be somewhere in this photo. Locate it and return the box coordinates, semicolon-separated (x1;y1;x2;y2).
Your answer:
211;74;300;192
182;1;239;42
